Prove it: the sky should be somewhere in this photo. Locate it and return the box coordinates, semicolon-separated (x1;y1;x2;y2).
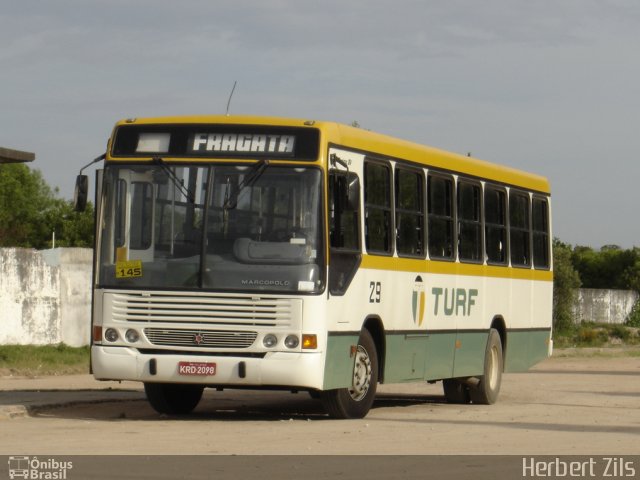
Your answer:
2;0;640;249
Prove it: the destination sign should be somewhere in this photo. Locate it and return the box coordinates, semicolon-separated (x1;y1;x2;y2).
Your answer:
189;133;296;155
111;124;319;161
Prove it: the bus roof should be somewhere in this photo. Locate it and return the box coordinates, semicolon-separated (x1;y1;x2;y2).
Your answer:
112;115;550;194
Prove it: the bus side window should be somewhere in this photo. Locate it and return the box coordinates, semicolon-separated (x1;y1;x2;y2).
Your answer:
485;186;507;264
532;197;550;269
427;174;454;260
509;191;531;267
364;161;392;254
457;180;482;262
395;167;425;258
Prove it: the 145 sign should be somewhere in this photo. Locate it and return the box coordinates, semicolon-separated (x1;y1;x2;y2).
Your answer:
115;260;143;279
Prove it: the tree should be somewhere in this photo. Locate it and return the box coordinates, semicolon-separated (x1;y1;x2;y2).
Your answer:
43;199;95;248
0;163;53;247
552;238;581;333
572;244;639;290
621;249;640;293
0;163;94;248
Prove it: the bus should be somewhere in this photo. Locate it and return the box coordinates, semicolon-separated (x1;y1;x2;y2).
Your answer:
75;115;552;419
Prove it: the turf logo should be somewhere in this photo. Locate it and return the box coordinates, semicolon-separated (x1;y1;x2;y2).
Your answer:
411;275;426;326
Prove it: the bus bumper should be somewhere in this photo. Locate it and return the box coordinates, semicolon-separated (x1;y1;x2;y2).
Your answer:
91;346;325;390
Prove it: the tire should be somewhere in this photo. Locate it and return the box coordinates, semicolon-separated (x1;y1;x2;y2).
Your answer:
144;383;204;414
321;329;378;419
442;378;471;404
470;328;503;405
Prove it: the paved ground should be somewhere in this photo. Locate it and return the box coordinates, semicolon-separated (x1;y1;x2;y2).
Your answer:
0;350;639;456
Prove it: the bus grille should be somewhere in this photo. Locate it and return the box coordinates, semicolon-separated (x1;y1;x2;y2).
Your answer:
144;328;257;349
109;292;300;328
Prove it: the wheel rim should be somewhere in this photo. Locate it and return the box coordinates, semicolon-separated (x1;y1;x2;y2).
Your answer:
487;344;500;390
349;345;372;401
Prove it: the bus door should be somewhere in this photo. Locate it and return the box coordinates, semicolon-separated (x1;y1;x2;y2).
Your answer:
113;170;155;263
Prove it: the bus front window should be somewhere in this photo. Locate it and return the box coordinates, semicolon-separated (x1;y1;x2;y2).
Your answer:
98;165;324;294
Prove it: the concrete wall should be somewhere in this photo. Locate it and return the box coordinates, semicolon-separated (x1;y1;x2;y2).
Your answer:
574;288;638;325
0;248;92;347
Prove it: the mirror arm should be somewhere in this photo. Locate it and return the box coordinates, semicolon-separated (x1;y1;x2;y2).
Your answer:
330;153;349;173
79;153;106;175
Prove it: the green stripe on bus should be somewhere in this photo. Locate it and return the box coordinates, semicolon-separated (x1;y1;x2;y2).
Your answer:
504;329;552;372
323;333;358;390
324;329;550;389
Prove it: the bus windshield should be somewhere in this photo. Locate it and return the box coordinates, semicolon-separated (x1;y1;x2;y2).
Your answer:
98;163;324;293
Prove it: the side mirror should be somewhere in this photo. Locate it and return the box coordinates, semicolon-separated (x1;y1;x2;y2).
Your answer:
73;175;89;212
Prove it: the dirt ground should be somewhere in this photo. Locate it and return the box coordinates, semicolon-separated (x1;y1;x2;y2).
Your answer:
0;351;638;455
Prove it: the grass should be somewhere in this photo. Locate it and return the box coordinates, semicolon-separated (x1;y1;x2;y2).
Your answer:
0;344;90;377
553;322;640;349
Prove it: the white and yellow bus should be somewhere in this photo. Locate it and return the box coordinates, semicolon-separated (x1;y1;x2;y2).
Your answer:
76;115;552;418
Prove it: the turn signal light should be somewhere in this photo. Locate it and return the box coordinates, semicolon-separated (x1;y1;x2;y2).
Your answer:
301;334;317;350
93;326;103;343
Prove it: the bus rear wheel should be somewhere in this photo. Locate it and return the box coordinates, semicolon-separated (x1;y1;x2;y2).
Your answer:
144;383;204;414
321;329;378;419
470;328;503;405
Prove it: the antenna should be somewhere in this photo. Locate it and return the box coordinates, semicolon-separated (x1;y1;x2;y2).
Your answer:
226;81;237;116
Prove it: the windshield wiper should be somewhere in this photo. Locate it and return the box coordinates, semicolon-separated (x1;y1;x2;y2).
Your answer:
152;157;195;204
223;159;269;210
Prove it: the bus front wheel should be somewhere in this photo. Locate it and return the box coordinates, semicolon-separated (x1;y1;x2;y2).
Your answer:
470;328;503;405
144;383;204;414
321;329;378;419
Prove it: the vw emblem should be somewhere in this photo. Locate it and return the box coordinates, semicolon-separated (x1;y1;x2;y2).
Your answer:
193;333;205;345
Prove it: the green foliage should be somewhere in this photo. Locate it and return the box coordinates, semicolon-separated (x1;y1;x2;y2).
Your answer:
555;242;640;331
621;252;640;293
610;324;632;341
552;238;581;334
0;164;54;247
575;326;610;346
626;300;640;327
571;244;640;290
0;163;94;248
44;199;95;248
554;322;639;348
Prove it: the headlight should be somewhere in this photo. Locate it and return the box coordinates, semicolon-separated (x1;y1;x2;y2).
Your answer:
263;334;278;348
104;328;119;342
284;335;299;349
125;329;140;343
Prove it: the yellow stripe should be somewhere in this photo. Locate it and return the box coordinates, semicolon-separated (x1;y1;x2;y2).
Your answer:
360;255;553;282
327;123;550;193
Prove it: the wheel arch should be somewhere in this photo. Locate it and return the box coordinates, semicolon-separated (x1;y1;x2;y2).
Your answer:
362;315;386;383
490;315;507;366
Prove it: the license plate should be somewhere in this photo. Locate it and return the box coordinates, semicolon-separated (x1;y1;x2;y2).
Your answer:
178;361;216;376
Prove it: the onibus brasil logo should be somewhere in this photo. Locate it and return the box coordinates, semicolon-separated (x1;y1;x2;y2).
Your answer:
8;456;73;479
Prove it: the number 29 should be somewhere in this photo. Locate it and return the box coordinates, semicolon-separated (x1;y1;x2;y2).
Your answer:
369;281;381;303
